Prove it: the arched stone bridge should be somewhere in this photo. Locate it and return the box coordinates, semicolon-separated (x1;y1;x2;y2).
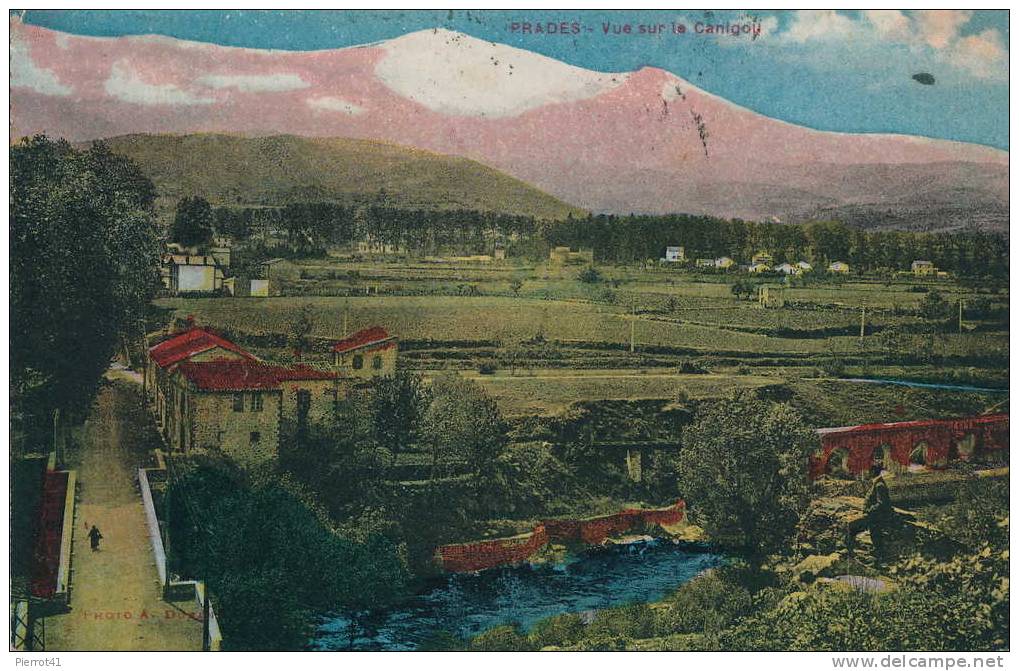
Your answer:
810;414;1009;479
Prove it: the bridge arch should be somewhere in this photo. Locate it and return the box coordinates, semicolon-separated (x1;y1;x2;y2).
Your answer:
827;448;851;478
909;441;928;469
870;444;897;476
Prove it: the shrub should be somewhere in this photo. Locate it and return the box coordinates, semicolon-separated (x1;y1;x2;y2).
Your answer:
577;266;602;284
470;624;536;651
586;603;656;640
656;569;754;636
478;362;497;375
528;613;586;648
677;358;709;374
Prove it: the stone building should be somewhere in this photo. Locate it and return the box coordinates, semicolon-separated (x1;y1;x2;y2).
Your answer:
331;327;398;379
147;325;341;466
168;360;339;466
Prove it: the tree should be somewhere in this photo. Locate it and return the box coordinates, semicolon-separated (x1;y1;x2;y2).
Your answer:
676;390;815;563
287;304;316;360
509;278;524;296
171;195;215;248
918;289;951;322
577;266;602;284
424;374;507;480
365;370;429;457
11;136;160;446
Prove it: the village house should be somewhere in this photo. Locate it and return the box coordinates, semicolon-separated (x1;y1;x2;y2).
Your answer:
662;246;685;263
145;325;260;430
828;261;851;274
146;325;343;466
749;262;771;273
912;260;937;276
163;254;226;294
797;261;813;272
167;360;339;466
549;246;595;265
224;277;271;297
775;262;799;275
715;256;735;269
695;258;716;268
331;327;398;378
751;250;774;265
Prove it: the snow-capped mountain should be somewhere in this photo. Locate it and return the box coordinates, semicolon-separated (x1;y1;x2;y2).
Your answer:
11;21;1008;229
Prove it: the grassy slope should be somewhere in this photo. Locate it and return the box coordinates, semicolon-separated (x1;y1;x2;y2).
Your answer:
95;133;585;220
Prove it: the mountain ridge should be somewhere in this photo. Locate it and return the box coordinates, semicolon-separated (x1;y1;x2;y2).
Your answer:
88;133;586;220
12;22;1009;231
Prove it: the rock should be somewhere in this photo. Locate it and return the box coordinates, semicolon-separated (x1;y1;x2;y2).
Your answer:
792;552;843;583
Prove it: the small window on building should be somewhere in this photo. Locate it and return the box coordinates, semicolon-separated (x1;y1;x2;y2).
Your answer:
372;355;383;370
251;393;263;412
250;431;261;445
232;393;244;412
352;355;364;370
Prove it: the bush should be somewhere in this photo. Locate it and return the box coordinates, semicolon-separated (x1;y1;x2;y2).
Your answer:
577;266;602;284
478;362;497;375
470;624;536;651
586;603;656;640
677;358;709;374
528;612;586;648
656;569;754;636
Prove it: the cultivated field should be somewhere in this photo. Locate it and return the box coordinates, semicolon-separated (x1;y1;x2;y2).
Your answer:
155;259;1008;419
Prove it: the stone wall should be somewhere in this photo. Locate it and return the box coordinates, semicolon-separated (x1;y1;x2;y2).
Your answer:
436;500;686;573
191;390;282;466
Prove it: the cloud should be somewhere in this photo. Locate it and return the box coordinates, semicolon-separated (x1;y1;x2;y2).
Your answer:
781;10;859;43
307;96;364;115
764;10;1006;81
196;73;310;92
863;10;912;42
951;28;1008;78
105;61;215;106
10;34;73;96
914;10;972;49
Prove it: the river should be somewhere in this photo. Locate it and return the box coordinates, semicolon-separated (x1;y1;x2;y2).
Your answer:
312;539;721;651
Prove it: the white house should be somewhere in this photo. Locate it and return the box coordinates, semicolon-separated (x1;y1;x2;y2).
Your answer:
796;261;813;272
663;246;685;263
775;263;799;275
715;256;735;269
749;263;771;273
167;254;225;294
828;261;850;274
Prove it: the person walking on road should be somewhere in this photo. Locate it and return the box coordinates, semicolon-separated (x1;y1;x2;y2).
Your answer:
88;525;103;552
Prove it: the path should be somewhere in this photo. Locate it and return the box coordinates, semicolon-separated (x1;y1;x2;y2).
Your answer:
44;380;203;651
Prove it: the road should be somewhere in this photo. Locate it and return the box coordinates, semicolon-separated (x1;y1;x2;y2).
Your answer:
44;380;202;651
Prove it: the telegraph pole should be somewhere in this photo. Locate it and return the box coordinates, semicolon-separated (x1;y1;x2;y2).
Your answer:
859;306;866;340
958;300;964;334
630;304;636;353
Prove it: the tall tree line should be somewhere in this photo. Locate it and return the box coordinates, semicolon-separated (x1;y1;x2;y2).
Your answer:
211;200;1007;277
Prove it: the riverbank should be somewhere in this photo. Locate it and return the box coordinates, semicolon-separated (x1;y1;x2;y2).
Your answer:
313;538;721;651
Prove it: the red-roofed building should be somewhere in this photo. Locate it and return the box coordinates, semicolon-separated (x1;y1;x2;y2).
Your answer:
331;327;398;378
145;326;257;431
147;326;344;466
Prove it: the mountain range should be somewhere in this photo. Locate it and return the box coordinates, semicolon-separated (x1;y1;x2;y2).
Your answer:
11;21;1009;231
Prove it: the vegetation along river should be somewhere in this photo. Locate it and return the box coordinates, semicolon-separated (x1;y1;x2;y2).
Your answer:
312;539;721;651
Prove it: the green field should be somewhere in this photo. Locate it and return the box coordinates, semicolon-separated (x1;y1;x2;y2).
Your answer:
156;261;1007;420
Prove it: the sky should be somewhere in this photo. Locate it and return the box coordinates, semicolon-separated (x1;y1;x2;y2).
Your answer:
16;9;1010;149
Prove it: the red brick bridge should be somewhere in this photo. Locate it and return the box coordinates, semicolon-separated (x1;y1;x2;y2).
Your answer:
810;414;1008;479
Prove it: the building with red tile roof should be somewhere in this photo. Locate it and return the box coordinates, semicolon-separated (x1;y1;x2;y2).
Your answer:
149;327;256;369
176;360;336;392
146;325;344;466
331;327;398;378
